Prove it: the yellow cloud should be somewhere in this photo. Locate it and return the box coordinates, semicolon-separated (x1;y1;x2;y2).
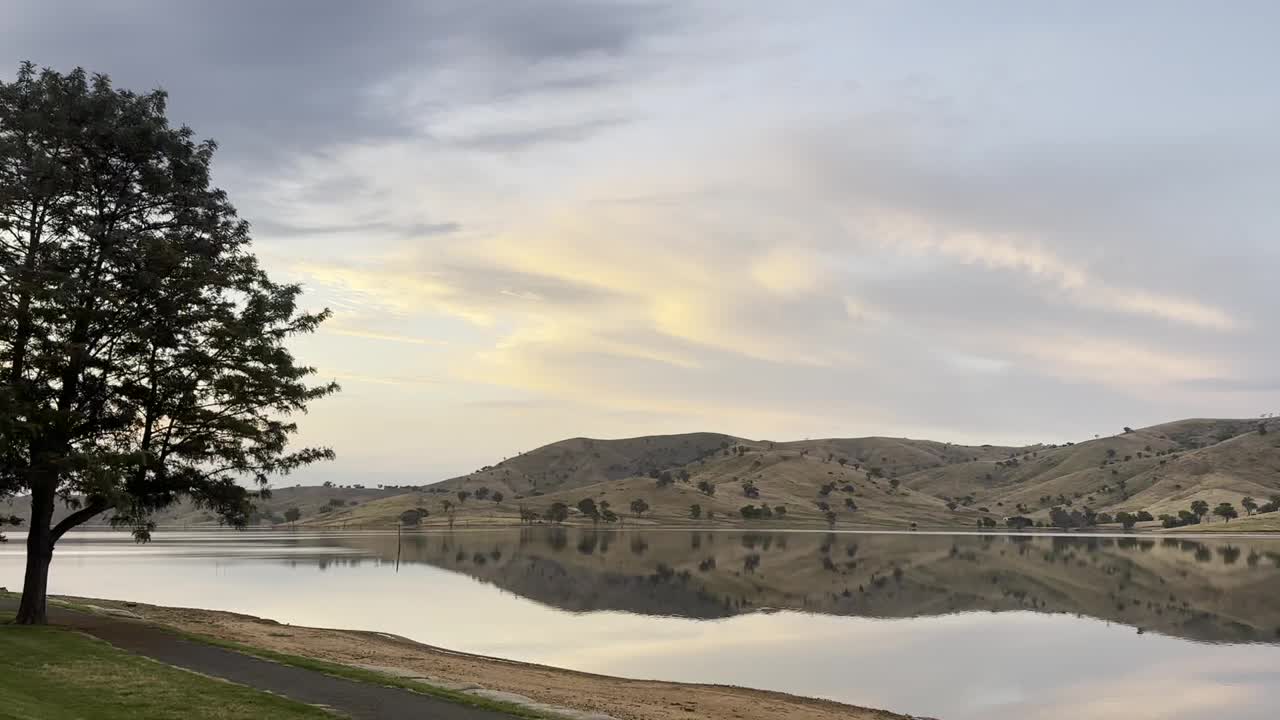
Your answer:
1011;334;1229;385
750;247;825;295
325;328;448;345
855;209;1238;331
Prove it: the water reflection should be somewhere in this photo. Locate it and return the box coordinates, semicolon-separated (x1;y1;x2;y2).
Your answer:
320;529;1280;644
5;528;1280;720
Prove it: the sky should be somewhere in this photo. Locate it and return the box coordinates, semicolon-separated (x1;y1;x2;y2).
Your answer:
4;1;1279;484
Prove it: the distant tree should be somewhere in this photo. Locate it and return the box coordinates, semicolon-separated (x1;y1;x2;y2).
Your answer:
677;468;691;482
284;507;302;526
844;497;858;511
474;487;490;500
323;481;335;488
1190;500;1210;523
491;491;504;503
656;471;675;488
1005;515;1033;530
457;490;471;504
1213;502;1238;523
1049;506;1074;531
601;509;619;523
1123;426;1134;433
576;498;599;523
1177;509;1199;526
689;504;702;520
977;517;997;529
399;509;424;526
696;480;716;496
742;482;760;499
546;502;569;524
1241;496;1258;515
328;498;345;507
889;478;901;492
1096;512;1114;525
774;505;787;516
1;514;23;542
838;458;848;467
1135;510;1154;522
1115;511;1137;531
629;498;650;518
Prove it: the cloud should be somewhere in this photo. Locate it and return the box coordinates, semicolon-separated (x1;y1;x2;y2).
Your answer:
1008;335;1231;386
445;118;629;152
327;372;443;387
1;0;685;165
323;329;449;346
836;185;1241;333
12;2;1279;476
254;219;461;240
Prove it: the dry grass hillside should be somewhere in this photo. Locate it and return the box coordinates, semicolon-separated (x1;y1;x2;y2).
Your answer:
0;485;406;530
6;418;1276;533
302;417;1280;532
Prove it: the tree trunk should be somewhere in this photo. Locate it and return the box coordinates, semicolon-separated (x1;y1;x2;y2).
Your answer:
15;487;54;625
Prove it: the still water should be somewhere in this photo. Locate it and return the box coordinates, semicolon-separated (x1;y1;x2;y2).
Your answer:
4;528;1280;720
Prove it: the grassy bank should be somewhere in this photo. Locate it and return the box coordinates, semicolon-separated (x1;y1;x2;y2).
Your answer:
55;596;904;720
0;613;331;720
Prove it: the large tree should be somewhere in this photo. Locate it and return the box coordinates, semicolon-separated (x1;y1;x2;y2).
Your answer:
1;64;337;624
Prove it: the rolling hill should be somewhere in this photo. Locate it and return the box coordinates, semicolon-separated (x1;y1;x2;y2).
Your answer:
4;417;1277;532
301;417;1280;531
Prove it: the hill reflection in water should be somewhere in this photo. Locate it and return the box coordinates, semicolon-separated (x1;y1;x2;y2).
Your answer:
309;528;1280;645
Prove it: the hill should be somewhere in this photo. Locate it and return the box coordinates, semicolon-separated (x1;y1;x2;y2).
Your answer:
301;417;1280;531
5;418;1276;532
0;485;406;531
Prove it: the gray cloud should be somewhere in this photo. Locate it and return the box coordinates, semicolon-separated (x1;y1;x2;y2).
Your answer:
449;117;628;152
254;219;461;240
2;0;683;164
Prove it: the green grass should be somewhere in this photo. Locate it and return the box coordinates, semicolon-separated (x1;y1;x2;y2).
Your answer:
159;626;554;719
0;613;331;720
0;592;547;719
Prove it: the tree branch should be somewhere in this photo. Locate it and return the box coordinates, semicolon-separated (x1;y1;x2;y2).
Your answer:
51;499;109;544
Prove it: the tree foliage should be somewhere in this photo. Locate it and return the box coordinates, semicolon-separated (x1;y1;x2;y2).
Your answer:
0;65;337;623
546;501;569;524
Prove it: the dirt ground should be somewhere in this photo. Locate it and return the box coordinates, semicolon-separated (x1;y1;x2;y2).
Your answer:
62;596;910;720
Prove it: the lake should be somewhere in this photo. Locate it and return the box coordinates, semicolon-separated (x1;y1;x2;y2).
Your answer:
4;528;1280;719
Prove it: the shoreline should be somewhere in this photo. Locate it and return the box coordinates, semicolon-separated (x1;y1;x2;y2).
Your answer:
35;522;1280;539
47;594;911;720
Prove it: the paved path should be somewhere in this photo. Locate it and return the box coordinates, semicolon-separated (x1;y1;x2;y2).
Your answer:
1;598;515;720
